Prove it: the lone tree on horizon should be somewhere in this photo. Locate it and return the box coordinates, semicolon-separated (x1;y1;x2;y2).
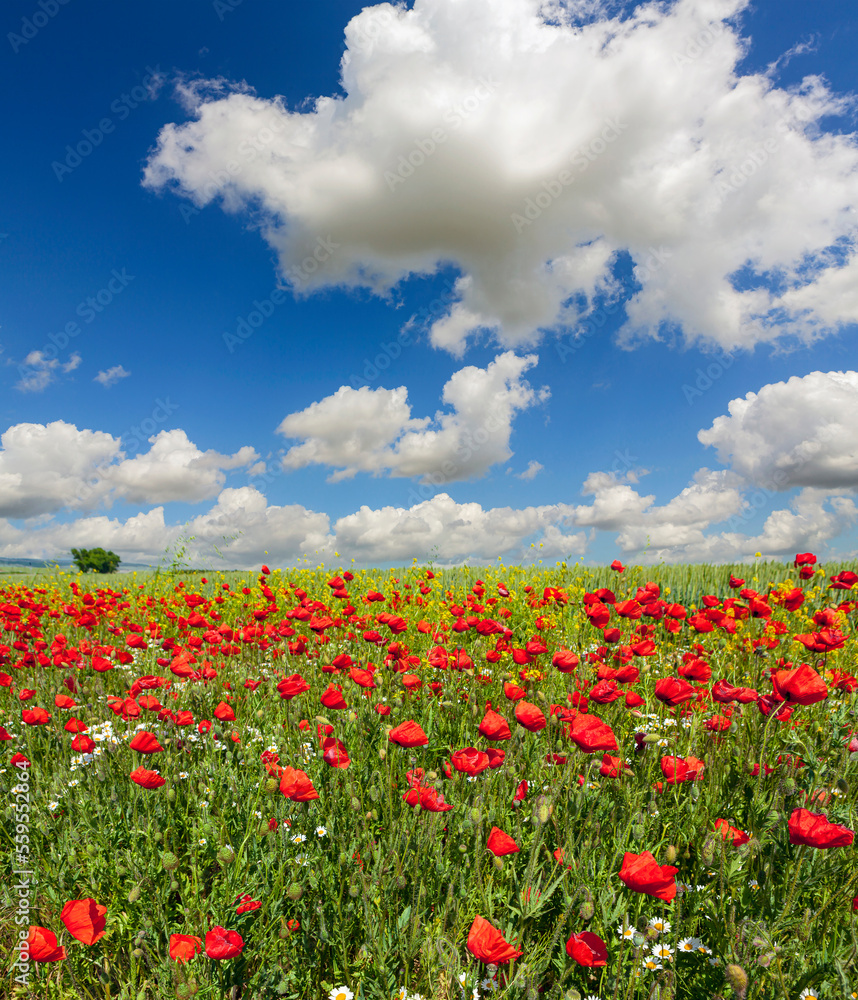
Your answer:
70;547;121;574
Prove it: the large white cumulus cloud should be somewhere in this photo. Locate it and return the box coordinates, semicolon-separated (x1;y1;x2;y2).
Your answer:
144;0;858;356
277;352;549;482
698;371;858;489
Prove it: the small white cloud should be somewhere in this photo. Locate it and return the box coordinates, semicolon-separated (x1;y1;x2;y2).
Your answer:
15;351;81;392
94;365;130;387
517;460;543;480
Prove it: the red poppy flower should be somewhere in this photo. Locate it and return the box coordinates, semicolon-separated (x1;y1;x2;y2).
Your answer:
61;898;107;945
235;893;262;914
27;926;67;962
388;720;428;747
771;663;828;705
618;851;678;901
654;677;698;706
169;933;202;963
320;684;347;710
22;707;50;725
375;703;391;715
600;754;632;778
565;713;618;753
711;679;758;703
788;808;854;849
130;766;165;789
514;701;547;732
279;767;319;802
486;826;520;856
714;819;750;846
486;747;505;768
566;930;607;966
513;780;528;802
794;629;847;653
213;701;236;721
794;552;816;567
205;925;244;960
11;752;31;768
129;731;164;754
402;785;453;812
660;755;705;784
466;915;523;965
451;747;490;775
322;736;351;769
349;666;376;688
71;733;96;753
478;708;511;740
276;673;310;700
552;650;579;673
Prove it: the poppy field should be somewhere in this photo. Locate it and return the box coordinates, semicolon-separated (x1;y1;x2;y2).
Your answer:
1;556;857;1000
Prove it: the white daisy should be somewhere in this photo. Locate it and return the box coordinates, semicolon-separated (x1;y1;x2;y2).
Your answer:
651;942;674;960
316;826;328;837
648;917;671;934
328;989;354;1000
798;991;819;1000
677;937;698;953
47;801;59;811
641;957;662;971
291;833;307;844
617;922;634;940
198;838;207;846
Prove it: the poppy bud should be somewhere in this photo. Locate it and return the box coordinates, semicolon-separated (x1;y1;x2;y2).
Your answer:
836;778;849;795
167;788;176;802
635;915;648;933
127;885;142;903
349;881;360;897
782;777;797;796
351;797;361;811
493;856;504;870
643;733;660;744
757;952;776;968
578;900;594;921
632;824;645;840
161;851;179;871
765;809;780;827
469;808;481;823
535;796;553;825
378;748;387;761
396;875;407;889
665;844;677;864
217;845;235;867
286;883;303;901
132;947;144;958
724;964;748;999
170;880;179;891
701;837;716;866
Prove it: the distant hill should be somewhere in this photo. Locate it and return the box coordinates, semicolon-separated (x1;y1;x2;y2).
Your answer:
0;556;154;571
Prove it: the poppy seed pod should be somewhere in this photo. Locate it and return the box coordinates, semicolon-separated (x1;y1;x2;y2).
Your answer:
127;885;142;903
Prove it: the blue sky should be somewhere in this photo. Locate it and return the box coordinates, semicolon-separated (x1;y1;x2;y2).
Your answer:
2;0;858;569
